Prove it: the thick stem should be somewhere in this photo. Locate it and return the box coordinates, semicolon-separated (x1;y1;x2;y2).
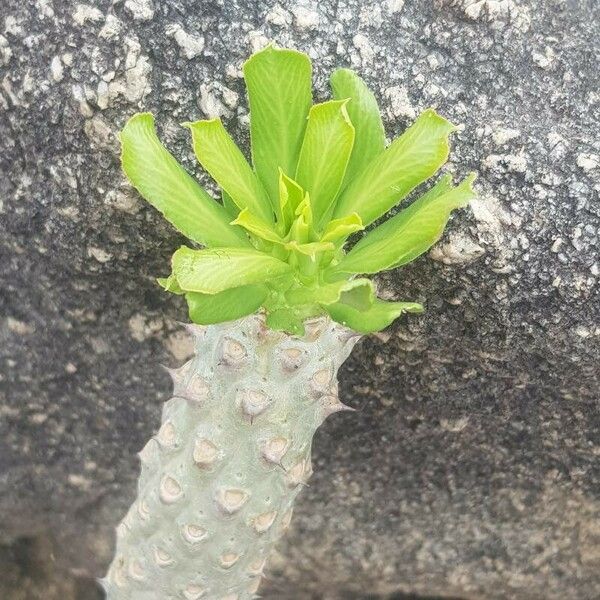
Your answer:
102;315;360;599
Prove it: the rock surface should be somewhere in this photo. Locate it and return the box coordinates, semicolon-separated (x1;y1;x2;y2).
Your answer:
1;0;599;599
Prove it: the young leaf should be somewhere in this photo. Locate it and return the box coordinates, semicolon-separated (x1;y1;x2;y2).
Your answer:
186;284;268;325
221;190;239;218
278;170;305;234
320;213;364;243
325;295;424;333
295;100;355;227
285;277;371;306
120;113;250;248
231;208;283;244
330;174;476;275
184;119;273;222
244;45;312;208
266;308;306;336
157;274;184;295
333;109;457;226
284;240;335;258
289;193;313;244
330;68;385;186
172;246;292;294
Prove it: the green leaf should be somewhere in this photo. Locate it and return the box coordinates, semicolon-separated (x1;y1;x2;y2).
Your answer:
285;277;371;306
295;100;355;227
278;170;305;234
184;119;273;222
186;284;268;325
330;174;476;275
157;274;184;295
330;68;385;187
244;45;312;209
333;109;457;226
289;193;313;244
221;190;239;218
320;213;364;243
120;113;250;248
231;208;283;244
325;293;424;333
172;246;292;294
266;308;305;336
284;240;334;258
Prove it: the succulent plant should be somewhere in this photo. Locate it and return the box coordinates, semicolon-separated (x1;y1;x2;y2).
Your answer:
103;44;475;599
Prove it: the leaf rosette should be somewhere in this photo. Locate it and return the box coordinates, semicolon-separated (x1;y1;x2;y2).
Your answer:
120;45;476;334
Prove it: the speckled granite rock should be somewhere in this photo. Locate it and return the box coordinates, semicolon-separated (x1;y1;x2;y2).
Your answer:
1;0;599;599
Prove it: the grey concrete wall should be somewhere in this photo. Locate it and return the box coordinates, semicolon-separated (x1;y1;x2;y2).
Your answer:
1;0;599;598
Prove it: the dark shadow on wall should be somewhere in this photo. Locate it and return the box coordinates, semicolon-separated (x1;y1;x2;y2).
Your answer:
0;535;464;600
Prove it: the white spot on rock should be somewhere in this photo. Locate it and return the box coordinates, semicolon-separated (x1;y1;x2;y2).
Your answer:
291;6;320;29
106;37;152;105
577;153;599;173
5;15;24;36
386;0;405;13
246;30;270;53
87;245;112;263
444;0;530;30
72;4;103;26
491;127;520;146
440;416;470;432
483;151;528;174
99;15;122;40
266;5;292;26
125;0;155;21
352;33;375;65
164;329;195;362
199;83;231;119
384;85;416;120
532;46;555;70
166;24;205;59
50;56;64;82
7;317;34;335
429;233;485;265
0;35;12;67
67;473;92;490
128;313;163;342
83;115;119;152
